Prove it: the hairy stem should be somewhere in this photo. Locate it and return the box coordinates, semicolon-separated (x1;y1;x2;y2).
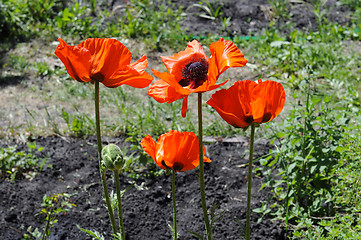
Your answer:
245;123;256;240
198;93;212;240
172;169;177;240
95;81;117;234
114;170;125;239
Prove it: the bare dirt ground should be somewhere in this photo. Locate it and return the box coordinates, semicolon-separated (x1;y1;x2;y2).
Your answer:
1;135;285;239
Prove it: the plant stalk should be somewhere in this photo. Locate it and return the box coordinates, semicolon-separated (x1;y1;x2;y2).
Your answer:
197;93;212;240
245;123;256;240
172;169;177;240
95;81;117;234
114;170;125;240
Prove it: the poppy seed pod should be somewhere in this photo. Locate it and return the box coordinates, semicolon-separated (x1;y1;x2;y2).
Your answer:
101;144;125;171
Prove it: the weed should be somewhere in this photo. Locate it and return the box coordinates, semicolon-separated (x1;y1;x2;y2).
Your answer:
23;193;76;240
36;62;53;77
61;107;95;137
0;0;64;41
55;2;92;38
7;54;30;73
191;0;224;21
121;0;188;50
340;0;361;10
267;0;291;21
0;141;47;181
257;83;361;234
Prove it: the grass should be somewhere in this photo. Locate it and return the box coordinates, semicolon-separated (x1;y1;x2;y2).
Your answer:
1;0;361;238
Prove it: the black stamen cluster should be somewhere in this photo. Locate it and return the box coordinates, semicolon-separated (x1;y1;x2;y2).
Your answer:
179;58;209;88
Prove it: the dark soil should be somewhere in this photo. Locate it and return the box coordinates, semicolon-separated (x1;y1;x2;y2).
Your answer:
109;0;355;37
0;136;285;240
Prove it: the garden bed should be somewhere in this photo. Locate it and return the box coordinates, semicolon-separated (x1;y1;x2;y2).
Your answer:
0;135;285;239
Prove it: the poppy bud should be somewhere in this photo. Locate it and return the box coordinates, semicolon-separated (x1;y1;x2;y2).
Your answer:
101;144;125;171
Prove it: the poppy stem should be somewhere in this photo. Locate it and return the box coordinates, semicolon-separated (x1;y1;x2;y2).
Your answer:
197;93;212;240
114;170;125;240
172;169;177;240
245;123;256;240
95;81;117;234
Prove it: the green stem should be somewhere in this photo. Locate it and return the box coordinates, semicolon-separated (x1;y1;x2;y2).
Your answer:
197;93;212;240
245;123;256;240
172;169;177;240
114;170;125;240
41;206;54;240
95;81;117;234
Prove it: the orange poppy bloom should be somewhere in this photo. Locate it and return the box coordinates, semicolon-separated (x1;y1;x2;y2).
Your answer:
207;80;285;129
140;130;211;172
148;38;247;117
55;38;153;88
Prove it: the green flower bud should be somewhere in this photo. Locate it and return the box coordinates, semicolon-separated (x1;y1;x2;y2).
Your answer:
101;144;125;171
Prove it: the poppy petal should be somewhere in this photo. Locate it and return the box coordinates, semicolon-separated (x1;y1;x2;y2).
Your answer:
140;135;157;162
152;69;190;96
161;131;183;169
55;38;92;82
208;38;247;85
207;80;257;128
102;66;153;88
251;80;285;123
160;131;210;172
141;130;210;172
103;55;152;88
176;132;199;171
181;96;188;118
148;80;184;103
130;55;148;73
207;91;249;128
80;38;132;81
195;79;229;93
190;145;211;170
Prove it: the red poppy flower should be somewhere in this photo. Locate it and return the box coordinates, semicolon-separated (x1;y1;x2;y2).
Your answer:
207;80;285;129
55;38;153;88
148;38;247;117
140;130;211;172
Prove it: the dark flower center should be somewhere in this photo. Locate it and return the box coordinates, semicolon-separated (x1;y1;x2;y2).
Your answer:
91;72;105;82
245;115;254;124
172;162;184;171
179;59;209;89
161;160;184;171
262;112;272;123
161;160;168;168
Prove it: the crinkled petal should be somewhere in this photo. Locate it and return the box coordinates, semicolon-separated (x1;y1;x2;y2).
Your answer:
181;96;188;118
130;55;148;73
160;131;210;172
152;69;190;95
79;38;132;81
102;66;153;88
207;80;256;128
194;79;228;93
208;38;247;85
148;80;184;103
207;92;248;128
54;38;92;82
251;80;285;123
140;135;157;162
